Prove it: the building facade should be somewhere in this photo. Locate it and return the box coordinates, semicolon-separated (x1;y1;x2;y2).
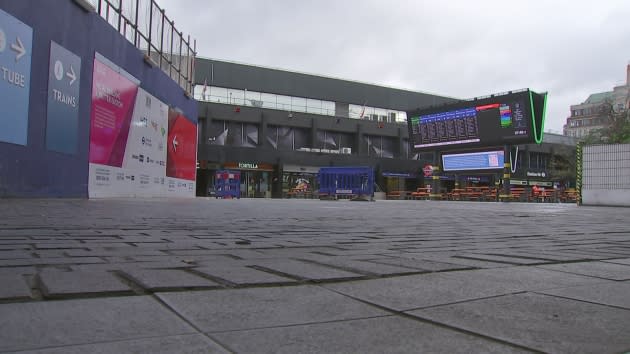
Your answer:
564;64;630;139
194;58;577;198
194;58;457;198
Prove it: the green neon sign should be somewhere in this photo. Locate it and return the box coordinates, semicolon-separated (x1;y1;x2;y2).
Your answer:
529;90;548;144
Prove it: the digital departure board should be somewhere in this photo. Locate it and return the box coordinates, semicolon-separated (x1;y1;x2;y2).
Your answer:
407;89;547;151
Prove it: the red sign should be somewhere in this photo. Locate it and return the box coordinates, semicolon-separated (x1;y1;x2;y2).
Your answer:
166;109;197;181
423;164;434;177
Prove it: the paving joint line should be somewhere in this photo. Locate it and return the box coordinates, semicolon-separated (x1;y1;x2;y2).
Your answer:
150;293;237;353
204;314;393;335
530;291;630;311
319;284;543;353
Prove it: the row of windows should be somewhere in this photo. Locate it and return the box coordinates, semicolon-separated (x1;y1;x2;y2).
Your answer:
201;120;410;159
201;122;563;172
565;129;593;138
572;103;625;117
572;108;596;116
568;117;607;127
194;85;408;123
512;151;550;170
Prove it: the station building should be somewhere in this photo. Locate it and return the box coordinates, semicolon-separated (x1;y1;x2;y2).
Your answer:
193;58;578;198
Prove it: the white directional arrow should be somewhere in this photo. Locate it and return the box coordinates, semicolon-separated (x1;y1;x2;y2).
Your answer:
10;36;25;61
172;135;179;152
66;65;76;85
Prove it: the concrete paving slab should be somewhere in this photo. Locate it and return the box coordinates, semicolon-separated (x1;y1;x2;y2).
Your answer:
32;250;70;258
0;238;30;243
453;253;545;265
0;273;31;300
512;250;594;262
39;269;132;297
0;257;105;267
325;267;604;311
401;252;512;268
553;248;630;259
252;259;364;281
157;285;389;332
194;265;296;285
213;315;531;354
367;256;473;272
307;257;425;276
603;257;630;266
0;296;197;352
0;250;35;259
538;261;630;280
65;248;166;257
478;250;579;262
0;245;31;251
33;243;85;249
10;334;228;354
409;293;630;354
166;249;238;257
121;268;220;290
130;254;235;264
0;266;36;276
69;263;127;272
536;281;630;309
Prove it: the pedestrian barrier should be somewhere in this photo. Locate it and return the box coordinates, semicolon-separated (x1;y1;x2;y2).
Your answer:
214;170;240;199
318;167;374;201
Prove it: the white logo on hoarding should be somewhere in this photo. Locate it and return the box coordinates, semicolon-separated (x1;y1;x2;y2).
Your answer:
0;29;6;52
172;135;179;152
11;36;26;61
54;60;64;81
66;65;76;85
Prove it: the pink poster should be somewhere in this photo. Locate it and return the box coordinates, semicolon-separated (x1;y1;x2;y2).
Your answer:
89;55;139;167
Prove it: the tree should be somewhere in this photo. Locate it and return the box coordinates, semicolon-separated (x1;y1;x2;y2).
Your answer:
583;97;630;144
548;145;576;186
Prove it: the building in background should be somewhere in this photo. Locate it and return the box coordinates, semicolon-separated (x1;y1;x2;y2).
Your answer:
564;64;630;140
194;58;455;198
193;58;578;198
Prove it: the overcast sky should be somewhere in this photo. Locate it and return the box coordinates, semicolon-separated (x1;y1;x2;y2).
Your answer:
159;0;630;133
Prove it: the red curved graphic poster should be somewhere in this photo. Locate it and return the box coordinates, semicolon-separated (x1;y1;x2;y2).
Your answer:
166;108;197;181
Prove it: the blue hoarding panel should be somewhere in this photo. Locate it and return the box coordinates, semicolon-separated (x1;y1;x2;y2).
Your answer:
46;41;81;154
0;8;33;145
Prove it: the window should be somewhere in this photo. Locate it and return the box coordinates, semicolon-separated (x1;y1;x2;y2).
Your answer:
207;120;259;147
291;97;307;113
315;131;354;151
245;90;262;107
261;93;276;110
276;95;291;111
306;99;322;115
364;135;395;158
266;125;309;150
198;86;336;117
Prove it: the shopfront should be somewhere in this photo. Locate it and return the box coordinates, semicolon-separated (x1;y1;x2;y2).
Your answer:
223;162;274;198
382;172;419;194
282;165;320;198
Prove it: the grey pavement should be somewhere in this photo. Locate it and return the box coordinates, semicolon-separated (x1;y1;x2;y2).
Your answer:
0;198;629;353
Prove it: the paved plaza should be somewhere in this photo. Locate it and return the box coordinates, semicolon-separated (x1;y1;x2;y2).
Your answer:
0;198;629;353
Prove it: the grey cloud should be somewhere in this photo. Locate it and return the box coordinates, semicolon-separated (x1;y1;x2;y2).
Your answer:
160;0;630;133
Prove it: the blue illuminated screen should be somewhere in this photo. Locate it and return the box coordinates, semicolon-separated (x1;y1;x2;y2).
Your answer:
442;150;505;171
